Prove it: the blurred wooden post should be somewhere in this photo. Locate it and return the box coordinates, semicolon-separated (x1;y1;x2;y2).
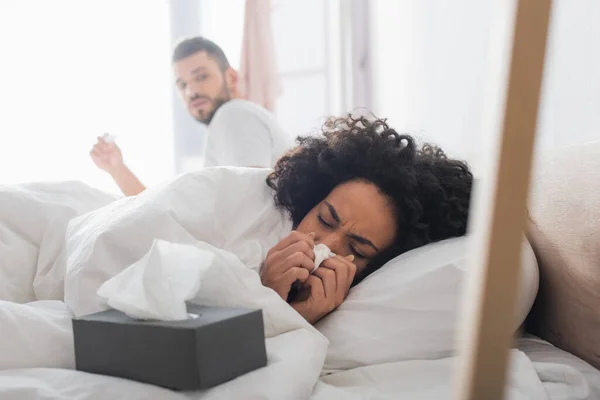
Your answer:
454;1;552;399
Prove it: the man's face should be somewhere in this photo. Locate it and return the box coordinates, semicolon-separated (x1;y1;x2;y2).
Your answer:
173;51;233;124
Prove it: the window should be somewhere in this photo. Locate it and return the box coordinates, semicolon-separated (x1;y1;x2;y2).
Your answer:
198;0;345;139
0;0;173;193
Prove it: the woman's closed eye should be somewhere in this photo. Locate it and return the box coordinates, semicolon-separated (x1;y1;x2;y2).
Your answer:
318;214;370;259
349;245;367;259
318;214;334;228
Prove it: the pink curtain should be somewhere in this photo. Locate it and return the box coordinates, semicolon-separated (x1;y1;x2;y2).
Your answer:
238;0;282;111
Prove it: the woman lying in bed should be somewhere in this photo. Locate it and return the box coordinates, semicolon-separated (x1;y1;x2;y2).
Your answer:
260;115;472;324
53;113;471;322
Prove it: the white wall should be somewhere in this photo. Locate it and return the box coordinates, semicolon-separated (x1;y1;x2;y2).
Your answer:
170;0;206;173
199;0;245;70
537;1;600;149
370;0;600;171
0;0;174;193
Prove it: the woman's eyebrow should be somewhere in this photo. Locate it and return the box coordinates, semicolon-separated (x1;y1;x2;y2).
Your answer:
323;201;380;252
323;201;341;223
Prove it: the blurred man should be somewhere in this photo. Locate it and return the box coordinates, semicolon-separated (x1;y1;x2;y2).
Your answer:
90;37;294;196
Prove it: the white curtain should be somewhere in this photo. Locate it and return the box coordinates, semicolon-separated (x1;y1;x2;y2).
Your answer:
199;0;345;138
0;0;174;193
238;0;282;111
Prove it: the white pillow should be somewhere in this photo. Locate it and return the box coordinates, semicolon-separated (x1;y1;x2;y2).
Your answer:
316;236;539;371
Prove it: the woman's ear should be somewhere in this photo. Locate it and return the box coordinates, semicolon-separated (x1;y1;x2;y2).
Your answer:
225;67;240;98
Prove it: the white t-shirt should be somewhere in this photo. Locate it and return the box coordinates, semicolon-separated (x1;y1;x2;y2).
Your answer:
203;99;295;168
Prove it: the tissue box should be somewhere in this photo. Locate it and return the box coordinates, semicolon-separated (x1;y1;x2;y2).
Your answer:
72;304;267;390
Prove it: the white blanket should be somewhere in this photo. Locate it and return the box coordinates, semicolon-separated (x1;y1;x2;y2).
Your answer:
0;168;595;399
0;181;117;303
0;300;592;400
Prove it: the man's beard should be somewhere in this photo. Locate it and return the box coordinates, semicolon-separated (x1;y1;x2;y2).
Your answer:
194;85;231;124
197;98;228;124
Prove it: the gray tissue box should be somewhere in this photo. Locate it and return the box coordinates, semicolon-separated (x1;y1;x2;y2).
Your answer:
72;303;267;390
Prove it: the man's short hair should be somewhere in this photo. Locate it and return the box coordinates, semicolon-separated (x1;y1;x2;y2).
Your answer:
172;36;230;71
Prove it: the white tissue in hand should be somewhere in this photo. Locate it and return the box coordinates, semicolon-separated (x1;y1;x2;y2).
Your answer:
96;240;213;321
313;244;335;273
102;133;115;143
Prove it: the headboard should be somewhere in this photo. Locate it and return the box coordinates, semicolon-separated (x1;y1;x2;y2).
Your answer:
525;141;600;370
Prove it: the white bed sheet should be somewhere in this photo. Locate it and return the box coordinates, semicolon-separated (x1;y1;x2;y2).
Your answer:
0;344;597;400
0;300;597;400
517;335;600;400
311;336;599;400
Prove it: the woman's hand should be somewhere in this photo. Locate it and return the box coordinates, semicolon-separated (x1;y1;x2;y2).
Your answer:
260;231;316;300
291;255;357;324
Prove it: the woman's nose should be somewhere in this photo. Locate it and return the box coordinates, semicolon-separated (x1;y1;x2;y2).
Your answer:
317;233;342;254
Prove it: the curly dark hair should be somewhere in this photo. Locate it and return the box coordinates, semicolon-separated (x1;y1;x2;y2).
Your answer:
266;115;473;279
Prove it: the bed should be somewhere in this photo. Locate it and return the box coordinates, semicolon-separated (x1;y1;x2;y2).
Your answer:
0;333;597;399
1;147;599;399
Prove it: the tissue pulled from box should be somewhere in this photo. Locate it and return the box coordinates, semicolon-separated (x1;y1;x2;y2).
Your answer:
97;240;212;321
